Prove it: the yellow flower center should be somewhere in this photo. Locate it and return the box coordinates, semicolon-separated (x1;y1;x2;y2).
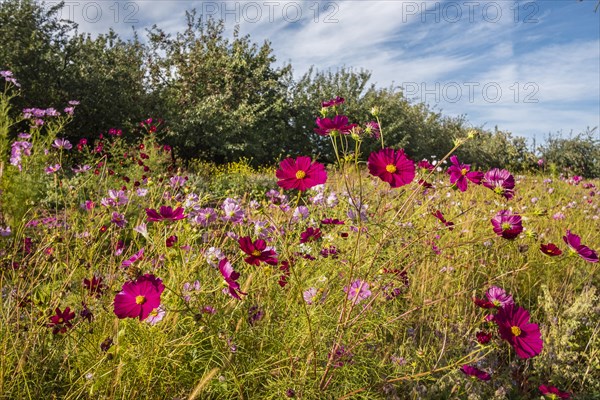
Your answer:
295;170;306;179
251;250;262;257
502;222;512;231
461;168;468;175
511;326;522;336
385;164;397;173
135;295;146;305
58;317;64;323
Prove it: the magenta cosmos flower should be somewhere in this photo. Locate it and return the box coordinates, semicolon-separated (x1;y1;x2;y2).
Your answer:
145;206;186;222
219;258;246;300
494;304;543;359
321;96;345;108
482;168;515;200
276;156;327;191
447;155;483;192
563;230;598;263
113;274;165;320
491;210;523;239
460;365;491;381
539;385;571;399
314;115;355;136
238;236;278;266
367;148;415;188
300;227;322;243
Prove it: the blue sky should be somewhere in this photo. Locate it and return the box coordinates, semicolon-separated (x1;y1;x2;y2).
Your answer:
54;0;600;144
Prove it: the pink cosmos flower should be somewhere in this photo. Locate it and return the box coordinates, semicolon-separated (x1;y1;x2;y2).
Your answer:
494;304;543;359
486;286;514;308
539;385;571;399
144;306;166;325
238;236;278;266
491;210;523;239
276;156;327;191
460;365;491;381
113;274;165;320
219;258;246;300
540;243;562;257
45;164;61;174
52;138;72;150
563;230;598;263
367;148;415;188
314;115;355;136
343;280;372;305
145;206;187;222
482;168;515;200
121;248;144;268
447;155;483;192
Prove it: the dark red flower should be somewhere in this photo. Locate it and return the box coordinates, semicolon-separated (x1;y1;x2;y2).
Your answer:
278;260;291;288
145;206;186;222
83;275;107;298
321;218;345;225
539;384;571;399
166;235;178;248
432;210;454;230
48;307;76;334
460;365;491;381
238;236;278;266
276;156;327;191
367;148;415;188
540;243;562;257
476;331;492;344
80;302;93;322
494;304;543;358
418;179;433;188
300;227;322;243
473;297;496;309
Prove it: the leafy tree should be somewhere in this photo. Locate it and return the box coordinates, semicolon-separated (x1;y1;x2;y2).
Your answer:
538;129;600;178
0;0;149;138
146;12;296;165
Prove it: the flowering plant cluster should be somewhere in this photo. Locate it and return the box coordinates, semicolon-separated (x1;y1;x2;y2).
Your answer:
0;79;597;399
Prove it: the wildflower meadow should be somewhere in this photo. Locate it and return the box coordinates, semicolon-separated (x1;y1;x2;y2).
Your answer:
0;71;599;400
